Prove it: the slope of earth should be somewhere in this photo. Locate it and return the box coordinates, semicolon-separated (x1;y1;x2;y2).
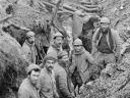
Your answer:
99;0;130;33
79;0;130;98
0;29;27;98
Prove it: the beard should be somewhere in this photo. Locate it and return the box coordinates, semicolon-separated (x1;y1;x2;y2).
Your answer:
46;66;53;72
28;40;34;44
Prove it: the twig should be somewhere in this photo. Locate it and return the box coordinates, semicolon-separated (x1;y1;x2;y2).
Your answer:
0;15;14;24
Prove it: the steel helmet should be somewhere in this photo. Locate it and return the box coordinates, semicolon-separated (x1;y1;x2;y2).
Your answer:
53;32;63;39
43;53;57;65
100;17;110;24
26;31;35;38
73;38;83;46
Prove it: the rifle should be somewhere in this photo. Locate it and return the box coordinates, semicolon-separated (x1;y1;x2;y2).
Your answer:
35;44;46;65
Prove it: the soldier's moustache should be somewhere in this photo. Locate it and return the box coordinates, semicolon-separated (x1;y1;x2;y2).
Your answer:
48;66;53;69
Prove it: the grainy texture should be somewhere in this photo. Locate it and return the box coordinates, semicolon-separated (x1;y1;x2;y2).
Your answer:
0;30;27;98
0;0;130;98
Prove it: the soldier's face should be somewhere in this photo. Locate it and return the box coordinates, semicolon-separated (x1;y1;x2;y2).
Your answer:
101;22;110;31
28;36;35;44
54;37;63;47
74;45;82;52
45;60;55;72
93;21;100;28
62;54;69;62
29;70;40;86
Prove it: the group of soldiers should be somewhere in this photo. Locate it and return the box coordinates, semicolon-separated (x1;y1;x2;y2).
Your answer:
18;16;127;98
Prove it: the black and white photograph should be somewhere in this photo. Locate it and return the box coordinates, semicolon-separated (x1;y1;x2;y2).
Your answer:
0;0;130;98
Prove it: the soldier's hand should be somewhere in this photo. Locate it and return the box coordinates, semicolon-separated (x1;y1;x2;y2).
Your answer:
79;84;85;94
54;93;59;98
70;92;75;98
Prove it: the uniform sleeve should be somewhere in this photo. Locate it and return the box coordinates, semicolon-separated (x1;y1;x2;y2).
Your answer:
69;51;76;74
69;61;76;75
52;72;59;98
18;88;30;98
85;51;96;65
21;46;27;59
37;73;45;90
91;29;99;55
58;71;72;97
21;44;30;63
37;76;42;90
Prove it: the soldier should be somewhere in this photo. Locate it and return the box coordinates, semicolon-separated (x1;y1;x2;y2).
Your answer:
38;54;59;98
18;64;41;98
54;51;74;98
80;16;100;53
47;32;64;58
70;38;96;94
21;31;37;64
92;17;123;69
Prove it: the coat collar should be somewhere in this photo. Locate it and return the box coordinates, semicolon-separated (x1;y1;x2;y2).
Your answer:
25;40;35;47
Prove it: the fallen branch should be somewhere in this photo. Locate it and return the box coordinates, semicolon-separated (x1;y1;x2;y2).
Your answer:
52;2;100;12
57;10;74;14
42;1;100;13
61;4;76;12
68;2;99;8
79;1;93;5
84;4;99;8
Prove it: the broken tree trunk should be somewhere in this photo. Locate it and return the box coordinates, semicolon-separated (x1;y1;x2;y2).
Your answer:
51;0;68;38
